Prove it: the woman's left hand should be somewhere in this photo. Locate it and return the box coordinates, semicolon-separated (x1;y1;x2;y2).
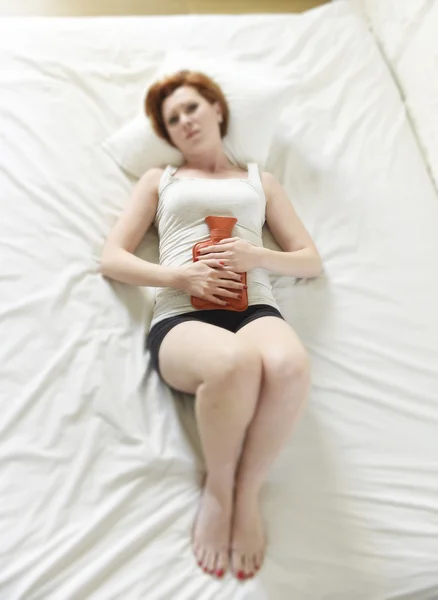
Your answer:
196;238;259;272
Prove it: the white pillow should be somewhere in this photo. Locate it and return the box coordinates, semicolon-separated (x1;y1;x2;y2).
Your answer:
103;49;292;178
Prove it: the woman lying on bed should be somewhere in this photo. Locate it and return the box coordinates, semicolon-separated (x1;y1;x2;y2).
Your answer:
100;70;322;581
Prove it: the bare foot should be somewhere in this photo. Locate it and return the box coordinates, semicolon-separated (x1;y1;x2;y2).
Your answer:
192;483;232;578
230;490;266;580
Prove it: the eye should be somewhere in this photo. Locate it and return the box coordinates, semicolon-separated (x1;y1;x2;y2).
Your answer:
187;103;198;113
168;115;178;126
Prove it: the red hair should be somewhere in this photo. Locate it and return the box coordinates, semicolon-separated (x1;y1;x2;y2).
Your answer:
144;70;229;146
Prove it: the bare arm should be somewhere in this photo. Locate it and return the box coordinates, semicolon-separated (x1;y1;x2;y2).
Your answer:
253;172;323;278
100;168;183;288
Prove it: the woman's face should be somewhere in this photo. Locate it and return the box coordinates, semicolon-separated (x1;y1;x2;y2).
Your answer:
162;85;223;153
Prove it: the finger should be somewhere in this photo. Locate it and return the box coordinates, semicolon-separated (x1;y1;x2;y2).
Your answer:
217;238;238;244
207;243;231;251
218;279;246;290
203;259;226;269
196;253;222;261
221;270;244;281
198;245;220;254
215;287;242;299
206;295;228;306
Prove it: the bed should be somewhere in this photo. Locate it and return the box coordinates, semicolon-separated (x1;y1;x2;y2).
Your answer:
1;3;438;599
336;0;438;191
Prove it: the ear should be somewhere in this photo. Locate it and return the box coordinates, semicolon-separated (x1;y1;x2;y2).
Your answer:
213;101;223;123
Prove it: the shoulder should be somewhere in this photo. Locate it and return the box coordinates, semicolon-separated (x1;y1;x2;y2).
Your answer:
139;166;165;186
129;168;165;206
260;171;282;199
260;171;278;187
135;167;165;194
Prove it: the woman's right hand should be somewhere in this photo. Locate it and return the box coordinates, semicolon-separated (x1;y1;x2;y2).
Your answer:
179;260;246;306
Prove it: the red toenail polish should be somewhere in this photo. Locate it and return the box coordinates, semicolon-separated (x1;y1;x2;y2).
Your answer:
237;570;246;580
216;569;225;578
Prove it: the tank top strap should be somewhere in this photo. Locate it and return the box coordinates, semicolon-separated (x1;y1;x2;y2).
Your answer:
158;165;178;197
247;163;266;200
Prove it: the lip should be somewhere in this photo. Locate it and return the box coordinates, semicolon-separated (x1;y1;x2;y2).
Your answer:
186;130;199;140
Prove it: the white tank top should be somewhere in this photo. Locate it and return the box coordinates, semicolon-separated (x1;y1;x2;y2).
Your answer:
150;163;280;328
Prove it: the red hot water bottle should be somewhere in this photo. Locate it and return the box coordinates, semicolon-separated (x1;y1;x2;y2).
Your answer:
191;215;248;311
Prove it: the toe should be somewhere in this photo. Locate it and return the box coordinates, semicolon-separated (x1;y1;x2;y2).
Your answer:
215;551;228;578
231;550;246;580
195;546;206;568
204;550;217;574
255;549;264;571
243;554;254;579
252;552;260;572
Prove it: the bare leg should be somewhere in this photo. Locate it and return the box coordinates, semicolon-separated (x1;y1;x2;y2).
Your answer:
158;321;262;577
231;317;310;579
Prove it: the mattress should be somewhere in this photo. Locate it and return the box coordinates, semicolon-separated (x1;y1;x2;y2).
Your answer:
1;4;438;599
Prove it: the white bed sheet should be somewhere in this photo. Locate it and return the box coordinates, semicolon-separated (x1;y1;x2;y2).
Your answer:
334;0;430;61
1;4;438;599
336;0;438;191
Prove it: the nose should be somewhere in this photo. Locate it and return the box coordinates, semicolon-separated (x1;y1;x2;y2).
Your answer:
180;113;192;127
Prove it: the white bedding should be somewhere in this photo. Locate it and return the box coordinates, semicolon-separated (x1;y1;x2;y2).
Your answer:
1;4;438;599
335;0;431;60
337;0;438;190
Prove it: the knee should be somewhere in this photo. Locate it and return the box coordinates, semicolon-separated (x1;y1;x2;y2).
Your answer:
209;342;262;385
264;346;311;386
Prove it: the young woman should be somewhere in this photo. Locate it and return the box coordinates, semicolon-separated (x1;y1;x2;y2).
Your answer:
101;70;322;581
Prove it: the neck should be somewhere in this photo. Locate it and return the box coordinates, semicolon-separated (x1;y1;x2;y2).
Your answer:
182;144;234;174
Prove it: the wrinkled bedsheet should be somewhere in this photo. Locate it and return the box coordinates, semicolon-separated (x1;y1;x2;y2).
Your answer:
1;5;438;599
